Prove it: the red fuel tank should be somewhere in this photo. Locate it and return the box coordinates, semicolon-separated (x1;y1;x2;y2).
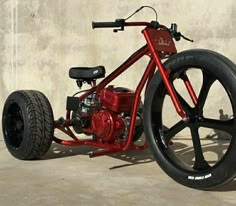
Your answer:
100;86;135;113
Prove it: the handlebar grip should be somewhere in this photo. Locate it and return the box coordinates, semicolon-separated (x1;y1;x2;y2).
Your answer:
92;19;125;29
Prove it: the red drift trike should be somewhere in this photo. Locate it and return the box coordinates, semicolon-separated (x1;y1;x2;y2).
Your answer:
2;7;236;189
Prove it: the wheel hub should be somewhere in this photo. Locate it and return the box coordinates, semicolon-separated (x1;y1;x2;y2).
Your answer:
16;120;23;131
188;114;202;123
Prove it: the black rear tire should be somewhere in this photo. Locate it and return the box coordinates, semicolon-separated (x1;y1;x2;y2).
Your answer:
2;90;54;160
143;49;236;189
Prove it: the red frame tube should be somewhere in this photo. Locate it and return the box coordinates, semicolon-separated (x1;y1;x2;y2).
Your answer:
122;59;156;151
124;22;168;30
181;74;198;106
143;29;187;120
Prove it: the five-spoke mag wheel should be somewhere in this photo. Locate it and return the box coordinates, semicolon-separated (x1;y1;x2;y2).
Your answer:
144;49;236;189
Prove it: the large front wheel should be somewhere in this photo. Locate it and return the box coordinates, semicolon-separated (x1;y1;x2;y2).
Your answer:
143;49;236;189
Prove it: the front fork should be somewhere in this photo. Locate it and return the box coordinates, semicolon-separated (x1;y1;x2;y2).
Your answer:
143;30;197;121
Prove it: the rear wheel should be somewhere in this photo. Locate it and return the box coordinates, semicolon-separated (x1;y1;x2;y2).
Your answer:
2;90;54;160
143;49;236;189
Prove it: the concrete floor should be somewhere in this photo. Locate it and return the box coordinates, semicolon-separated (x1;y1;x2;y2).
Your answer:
0;137;236;206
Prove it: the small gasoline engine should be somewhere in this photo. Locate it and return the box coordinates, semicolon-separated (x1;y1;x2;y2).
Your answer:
68;86;143;143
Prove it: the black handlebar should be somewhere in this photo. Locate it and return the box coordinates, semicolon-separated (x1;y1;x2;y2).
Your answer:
92;19;125;29
92;19;193;42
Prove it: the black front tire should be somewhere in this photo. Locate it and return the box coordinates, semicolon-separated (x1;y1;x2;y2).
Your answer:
2;90;54;160
143;49;236;189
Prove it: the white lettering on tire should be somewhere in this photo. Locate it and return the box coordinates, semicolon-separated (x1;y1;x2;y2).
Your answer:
188;173;212;180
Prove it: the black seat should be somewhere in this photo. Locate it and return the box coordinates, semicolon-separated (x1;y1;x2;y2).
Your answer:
69;66;105;80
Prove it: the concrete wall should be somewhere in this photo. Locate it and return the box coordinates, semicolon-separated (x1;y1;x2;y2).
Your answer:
0;1;235;127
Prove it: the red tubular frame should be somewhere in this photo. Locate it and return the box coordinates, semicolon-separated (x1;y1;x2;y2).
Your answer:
142;29;186;119
53;22;192;157
181;74;198;106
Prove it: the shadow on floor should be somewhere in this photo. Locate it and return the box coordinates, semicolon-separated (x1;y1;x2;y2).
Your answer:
42;138;154;168
42;138;236;190
108;148;154;170
42;143;97;160
43;137;230;169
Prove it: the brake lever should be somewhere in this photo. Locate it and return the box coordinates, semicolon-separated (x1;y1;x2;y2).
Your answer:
180;33;194;42
113;28;124;33
170;23;194;43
